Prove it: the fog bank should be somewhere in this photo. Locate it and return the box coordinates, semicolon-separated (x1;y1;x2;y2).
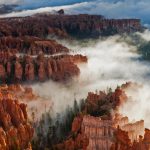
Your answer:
31;33;150;128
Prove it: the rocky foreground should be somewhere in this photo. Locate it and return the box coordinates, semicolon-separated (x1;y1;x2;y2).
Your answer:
0;83;149;150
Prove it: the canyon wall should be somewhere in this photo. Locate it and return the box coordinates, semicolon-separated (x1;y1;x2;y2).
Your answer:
57;114;147;150
81;115;114;150
0;14;142;38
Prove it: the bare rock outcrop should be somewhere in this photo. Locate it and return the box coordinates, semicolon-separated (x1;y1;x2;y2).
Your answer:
0;88;34;150
111;128;150;150
84;87;128;117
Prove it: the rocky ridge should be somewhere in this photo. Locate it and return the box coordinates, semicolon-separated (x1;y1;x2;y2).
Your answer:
0;13;142;38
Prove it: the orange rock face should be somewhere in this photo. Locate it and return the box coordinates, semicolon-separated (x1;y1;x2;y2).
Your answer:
0;36;69;55
15;61;23;81
58;114;148;150
0;64;6;81
111;127;132;150
111;128;150;150
25;63;35;81
71;115;83;133
0;53;87;83
81;115;115;150
0;88;34;150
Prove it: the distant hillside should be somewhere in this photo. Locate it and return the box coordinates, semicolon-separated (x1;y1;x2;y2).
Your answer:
0;13;142;38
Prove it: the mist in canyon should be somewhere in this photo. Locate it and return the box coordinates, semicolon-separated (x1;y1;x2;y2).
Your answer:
28;30;150;128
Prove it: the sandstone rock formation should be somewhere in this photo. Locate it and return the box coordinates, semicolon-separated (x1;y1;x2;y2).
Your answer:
56;114;148;150
111;128;150;150
81;115;114;150
0;87;34;150
0;36;69;55
4;84;36;101
0;53;87;83
84;87;128;117
55;84;150;150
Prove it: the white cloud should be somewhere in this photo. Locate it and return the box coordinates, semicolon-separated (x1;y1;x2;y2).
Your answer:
0;0;93;7
1;0;150;24
0;0;20;5
0;2;84;18
137;30;150;41
63;0;150;23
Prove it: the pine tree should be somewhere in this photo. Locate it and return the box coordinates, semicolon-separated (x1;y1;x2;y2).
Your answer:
73;99;79;115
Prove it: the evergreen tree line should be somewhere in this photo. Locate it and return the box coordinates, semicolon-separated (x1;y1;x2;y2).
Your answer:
31;99;85;150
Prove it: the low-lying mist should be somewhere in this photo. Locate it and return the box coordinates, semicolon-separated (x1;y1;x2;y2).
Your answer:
31;31;150;128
